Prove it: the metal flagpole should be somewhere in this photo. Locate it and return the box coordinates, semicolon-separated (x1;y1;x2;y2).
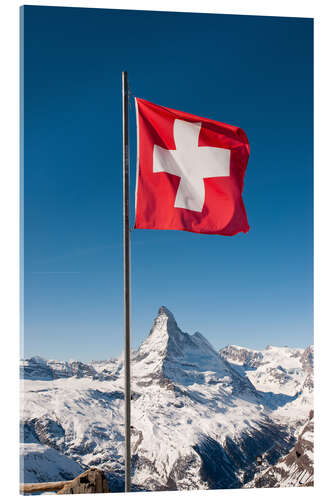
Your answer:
122;70;131;493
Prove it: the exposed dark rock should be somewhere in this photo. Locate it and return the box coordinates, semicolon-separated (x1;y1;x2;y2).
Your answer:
34;417;66;452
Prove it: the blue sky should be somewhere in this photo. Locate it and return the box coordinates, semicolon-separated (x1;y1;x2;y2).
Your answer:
22;6;313;361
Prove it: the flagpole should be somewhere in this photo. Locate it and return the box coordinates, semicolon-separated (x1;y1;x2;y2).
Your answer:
122;70;131;493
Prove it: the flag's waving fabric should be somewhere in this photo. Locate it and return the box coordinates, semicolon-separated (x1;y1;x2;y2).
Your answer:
134;98;250;236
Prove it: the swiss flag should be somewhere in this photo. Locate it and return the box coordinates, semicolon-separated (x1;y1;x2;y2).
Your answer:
134;98;250;236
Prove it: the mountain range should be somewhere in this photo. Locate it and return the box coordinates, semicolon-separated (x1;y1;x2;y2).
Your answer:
21;306;313;491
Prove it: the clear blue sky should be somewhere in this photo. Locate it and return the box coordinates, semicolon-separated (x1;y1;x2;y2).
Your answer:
22;6;313;361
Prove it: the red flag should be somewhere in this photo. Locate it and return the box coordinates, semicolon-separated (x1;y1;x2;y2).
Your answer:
134;98;250;236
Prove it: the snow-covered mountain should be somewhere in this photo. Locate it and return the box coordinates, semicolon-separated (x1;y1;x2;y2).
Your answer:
21;355;121;382
21;306;313;491
219;344;314;426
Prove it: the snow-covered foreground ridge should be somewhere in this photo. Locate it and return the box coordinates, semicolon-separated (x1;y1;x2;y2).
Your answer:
21;306;313;491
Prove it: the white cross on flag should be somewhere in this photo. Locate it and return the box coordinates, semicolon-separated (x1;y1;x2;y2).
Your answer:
134;98;250;236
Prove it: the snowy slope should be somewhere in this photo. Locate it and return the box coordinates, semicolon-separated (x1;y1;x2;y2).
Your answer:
21;306;313;491
21;442;84;484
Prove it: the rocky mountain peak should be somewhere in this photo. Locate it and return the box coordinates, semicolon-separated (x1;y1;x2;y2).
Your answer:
132;307;257;396
132;306;188;369
149;305;179;338
157;305;176;320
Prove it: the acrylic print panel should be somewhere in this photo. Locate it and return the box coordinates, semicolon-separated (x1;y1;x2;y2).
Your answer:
20;5;313;494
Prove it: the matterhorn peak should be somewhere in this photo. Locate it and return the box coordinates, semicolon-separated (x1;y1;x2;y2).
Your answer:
134;306;181;360
131;307;257;397
143;306;180;342
155;305;178;329
157;305;175;318
134;306;223;370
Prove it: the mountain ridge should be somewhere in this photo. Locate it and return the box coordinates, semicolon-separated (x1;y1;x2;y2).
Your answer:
21;306;313;491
